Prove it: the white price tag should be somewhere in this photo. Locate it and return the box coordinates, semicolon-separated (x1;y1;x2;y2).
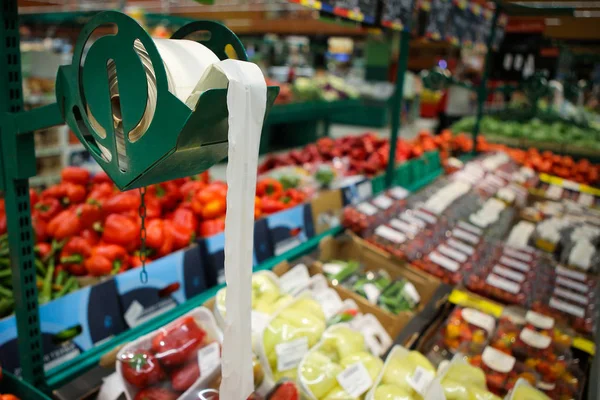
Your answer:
251;311;270;334
546;185;563;200
407;366;435;396
198;342;221;375
503;247;533;262
279;264;311;295
554;288;588;305
549;297;585;318
357;181;373;201
357;202;378;216
447;238;475;256
402;282;421;304
486;274;520;294
556;265;587;282
526;311;554;330
556;276;589;293
389;186;409;200
438;244;468;263
390;218;419;235
482;346;516;373
429;251;460;272
492;265;526;283
123;300;145;328
462;308;495;334
458;220;483;236
373;195;394;210
499;256;530;272
400;212;426;229
336;362;373;397
375;225;406;244
578;193;594;207
562;179;580;191
413;209;437;224
452;228;480;245
363;283;381;304
275;337;309;372
313;288;344;319
519;328;551;350
322;263;343;276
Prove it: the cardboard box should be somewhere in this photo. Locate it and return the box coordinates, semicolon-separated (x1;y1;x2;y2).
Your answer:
0;279;124;375
266;203;315;256
310;189;343;235
313;235;441;338
115;245;207;328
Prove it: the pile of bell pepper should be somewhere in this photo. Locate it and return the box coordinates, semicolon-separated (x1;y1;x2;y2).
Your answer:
0;167;308;313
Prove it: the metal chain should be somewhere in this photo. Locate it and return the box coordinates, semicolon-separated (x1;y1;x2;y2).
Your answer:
138;187;148;283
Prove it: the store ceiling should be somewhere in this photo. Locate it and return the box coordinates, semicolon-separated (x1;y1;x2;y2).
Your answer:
16;0;600;40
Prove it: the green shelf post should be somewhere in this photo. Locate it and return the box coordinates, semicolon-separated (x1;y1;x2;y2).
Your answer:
386;29;412;188
472;6;500;155
0;0;47;389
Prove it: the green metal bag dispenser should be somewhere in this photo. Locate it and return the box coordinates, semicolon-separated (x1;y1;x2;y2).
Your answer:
56;11;279;190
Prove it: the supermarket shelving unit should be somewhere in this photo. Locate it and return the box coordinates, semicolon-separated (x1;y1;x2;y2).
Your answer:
1;1;597;398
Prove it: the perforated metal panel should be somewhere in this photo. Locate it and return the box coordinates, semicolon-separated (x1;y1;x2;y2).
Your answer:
0;0;46;388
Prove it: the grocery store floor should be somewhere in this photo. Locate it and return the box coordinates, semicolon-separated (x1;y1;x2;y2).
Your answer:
210;119;437;181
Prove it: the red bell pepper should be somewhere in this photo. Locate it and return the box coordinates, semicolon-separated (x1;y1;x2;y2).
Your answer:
76;202;103;230
201;198;226;220
103;191;141;215
260;196;285;214
102;214;140;251
166;220;193;251
145;219;165;251
61;166;90;186
198;219;225;237
151;315;206;367
29;188;39;208
80;228;100;245
60;236;93;276
152;181;181;211
31;214;48;242
172;208;197;234
133;387;179;400
47;209;81;240
179;180;206;203
62;182;87;204
41;184;67;200
35;242;52;261
0;213;6;236
92;171;112;184
256;178;283;198
87;182;114;205
119;349;165;389
144;195;162;219
34;197;61;221
170;359;200;391
85;244;129;276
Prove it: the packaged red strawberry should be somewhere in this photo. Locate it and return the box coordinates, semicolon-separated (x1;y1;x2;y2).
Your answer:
342;201;382;237
530;295;597;336
424;306;496;366
488;312;584;400
117;308;223;400
465;267;530;307
458;342;539;398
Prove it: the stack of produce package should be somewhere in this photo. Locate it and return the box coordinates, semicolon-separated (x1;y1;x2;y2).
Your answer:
9;134;592;400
